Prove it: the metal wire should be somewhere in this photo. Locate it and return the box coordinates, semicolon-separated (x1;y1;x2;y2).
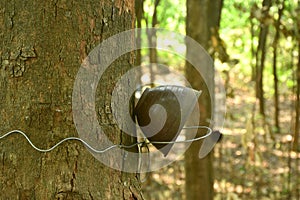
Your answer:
0;126;212;153
152;126;212;144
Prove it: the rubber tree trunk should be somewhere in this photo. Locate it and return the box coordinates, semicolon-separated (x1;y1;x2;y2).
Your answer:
0;1;143;199
185;0;222;199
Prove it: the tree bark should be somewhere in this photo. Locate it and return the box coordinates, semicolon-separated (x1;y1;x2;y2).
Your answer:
0;1;143;199
185;0;222;199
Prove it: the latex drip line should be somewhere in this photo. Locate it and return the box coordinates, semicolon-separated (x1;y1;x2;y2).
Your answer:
137;143;150;182
0;126;212;154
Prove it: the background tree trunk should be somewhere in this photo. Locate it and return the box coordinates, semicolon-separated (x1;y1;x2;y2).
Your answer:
185;0;222;199
0;1;143;199
145;0;160;84
255;0;272;116
272;0;285;133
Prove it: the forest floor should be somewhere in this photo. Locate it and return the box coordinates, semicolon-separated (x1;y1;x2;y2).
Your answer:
140;66;300;200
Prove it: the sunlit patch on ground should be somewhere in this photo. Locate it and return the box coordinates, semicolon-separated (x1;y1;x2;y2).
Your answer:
141;70;300;199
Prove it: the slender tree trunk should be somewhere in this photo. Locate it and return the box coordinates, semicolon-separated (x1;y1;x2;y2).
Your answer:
250;6;256;82
0;1;143;199
146;0;160;84
185;0;222;199
255;0;272;116
272;0;285;132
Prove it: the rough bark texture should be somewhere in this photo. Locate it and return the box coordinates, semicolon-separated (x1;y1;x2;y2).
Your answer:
185;0;222;199
0;1;143;199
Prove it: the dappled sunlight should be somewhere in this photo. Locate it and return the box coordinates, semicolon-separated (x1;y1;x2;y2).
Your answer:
139;0;300;199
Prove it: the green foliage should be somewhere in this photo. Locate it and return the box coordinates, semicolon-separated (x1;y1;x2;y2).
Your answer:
140;0;186;69
219;0;254;80
220;0;298;92
156;0;186;34
143;0;186;33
